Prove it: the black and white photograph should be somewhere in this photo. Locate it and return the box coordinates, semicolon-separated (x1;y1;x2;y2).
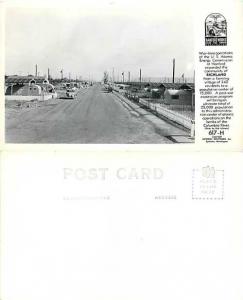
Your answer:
1;1;243;300
4;2;195;144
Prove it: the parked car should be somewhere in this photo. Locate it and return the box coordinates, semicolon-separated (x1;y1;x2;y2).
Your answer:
66;89;75;99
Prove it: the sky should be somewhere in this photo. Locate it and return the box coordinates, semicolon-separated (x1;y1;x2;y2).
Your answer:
5;1;195;81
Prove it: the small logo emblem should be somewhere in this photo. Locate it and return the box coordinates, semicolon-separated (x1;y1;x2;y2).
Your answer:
202;166;215;178
205;13;227;46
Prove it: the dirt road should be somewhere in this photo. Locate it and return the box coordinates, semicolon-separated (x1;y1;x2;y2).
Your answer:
5;85;189;143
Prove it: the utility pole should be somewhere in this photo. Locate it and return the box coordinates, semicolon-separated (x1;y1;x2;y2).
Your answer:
122;72;124;83
112;68;115;82
172;58;175;83
192;71;195;112
139;68;142;86
60;69;63;80
35;64;38;77
48;68;50;80
128;71;130;82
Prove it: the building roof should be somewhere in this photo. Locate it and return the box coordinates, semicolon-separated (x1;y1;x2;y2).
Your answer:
5;75;49;85
114;81;195;90
143;82;183;89
159;83;182;89
143;82;163;88
165;89;180;95
179;83;195;90
165;88;193;96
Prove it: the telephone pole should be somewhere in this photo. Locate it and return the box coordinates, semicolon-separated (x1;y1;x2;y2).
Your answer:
112;68;115;82
172;58;175;83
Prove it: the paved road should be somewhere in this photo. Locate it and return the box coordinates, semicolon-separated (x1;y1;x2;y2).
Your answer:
5;85;188;143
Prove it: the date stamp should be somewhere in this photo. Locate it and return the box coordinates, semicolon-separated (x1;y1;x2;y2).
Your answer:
192;166;224;200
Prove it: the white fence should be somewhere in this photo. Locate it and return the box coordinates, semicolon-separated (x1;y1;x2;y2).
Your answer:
5;93;56;101
139;99;193;130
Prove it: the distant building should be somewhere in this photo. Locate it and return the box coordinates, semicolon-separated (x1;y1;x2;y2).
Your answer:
5;75;57;100
5;84;42;96
163;83;195;105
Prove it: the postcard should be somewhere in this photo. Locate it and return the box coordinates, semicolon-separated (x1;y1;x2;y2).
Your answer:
1;151;243;300
0;0;242;150
1;1;243;300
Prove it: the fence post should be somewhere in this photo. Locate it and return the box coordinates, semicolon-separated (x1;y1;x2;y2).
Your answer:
191;92;195;112
190;120;195;138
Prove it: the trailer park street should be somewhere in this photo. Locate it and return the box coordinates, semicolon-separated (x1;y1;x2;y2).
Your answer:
5;83;194;144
